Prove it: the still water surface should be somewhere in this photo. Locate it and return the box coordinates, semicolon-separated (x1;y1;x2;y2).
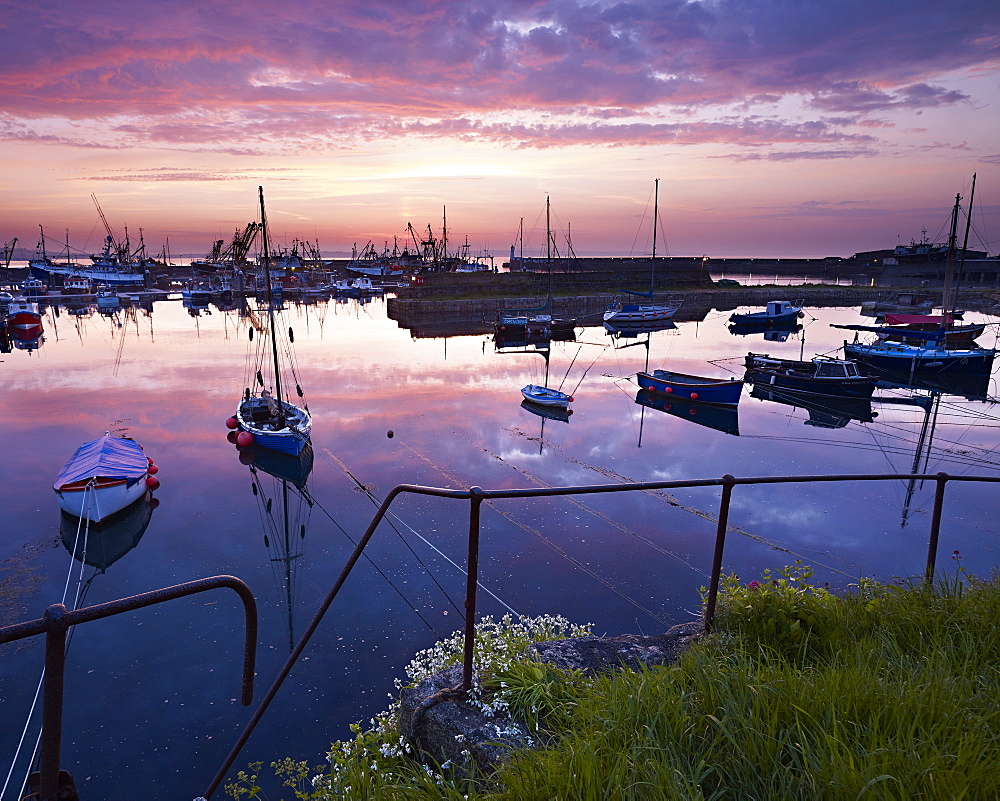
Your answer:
1;294;998;799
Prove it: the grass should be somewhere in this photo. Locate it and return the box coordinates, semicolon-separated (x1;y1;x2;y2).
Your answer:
227;563;1000;800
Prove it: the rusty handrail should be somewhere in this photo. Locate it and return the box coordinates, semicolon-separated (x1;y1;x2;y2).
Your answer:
204;470;999;797
0;575;257;801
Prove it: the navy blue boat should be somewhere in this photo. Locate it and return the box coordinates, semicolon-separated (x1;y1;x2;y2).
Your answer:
744;353;876;398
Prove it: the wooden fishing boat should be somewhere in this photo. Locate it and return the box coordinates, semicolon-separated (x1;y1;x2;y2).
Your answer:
53;434;158;522
520;384;573;408
636;369;744;405
231;188;313;456
744;353;877;398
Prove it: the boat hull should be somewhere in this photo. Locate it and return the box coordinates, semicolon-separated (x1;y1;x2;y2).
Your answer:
520;384;572;408
636;370;743;405
55;478;149;522
236;397;313;455
844;341;996;377
604;303;678;324
745;368;876;398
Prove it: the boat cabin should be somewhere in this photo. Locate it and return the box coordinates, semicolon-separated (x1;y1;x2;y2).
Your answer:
766;300;799;317
812;359;865;379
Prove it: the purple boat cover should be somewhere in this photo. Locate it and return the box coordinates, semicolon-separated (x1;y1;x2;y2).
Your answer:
53;435;148;490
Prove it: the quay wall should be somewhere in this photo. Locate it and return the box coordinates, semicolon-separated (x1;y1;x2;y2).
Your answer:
386;285;1000;335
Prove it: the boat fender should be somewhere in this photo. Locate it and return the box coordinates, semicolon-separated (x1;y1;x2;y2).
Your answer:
798;311;805;318
690;392;699;400
387;430;394;438
689;408;697;415
663;387;673;393
568;396;575;402
227;430;239;444
236;431;254;448
226;416;239;429
145;476;160;490
147;463;159;475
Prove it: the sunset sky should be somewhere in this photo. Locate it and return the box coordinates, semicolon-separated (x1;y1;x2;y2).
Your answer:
1;0;998;260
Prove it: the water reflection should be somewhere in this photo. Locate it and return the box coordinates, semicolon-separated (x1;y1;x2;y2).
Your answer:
61;491;157;573
239;443;315;651
0;294;997;800
728;319;803;342
749;385;878;429
635;388;740;436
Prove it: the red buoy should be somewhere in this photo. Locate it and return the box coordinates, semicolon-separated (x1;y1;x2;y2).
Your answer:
236;431;254;448
690;392;699;400
227;431;239;444
226;416;239;430
663;387;673;393
568;396;575;402
145;476;160;490
147;463;159;475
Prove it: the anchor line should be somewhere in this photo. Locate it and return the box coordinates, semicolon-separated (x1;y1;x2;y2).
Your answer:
404;439;673;628
320;448;466;621
318;446;517;623
3;487;96;801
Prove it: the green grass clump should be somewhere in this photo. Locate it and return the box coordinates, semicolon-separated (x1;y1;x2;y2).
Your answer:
229;565;1000;800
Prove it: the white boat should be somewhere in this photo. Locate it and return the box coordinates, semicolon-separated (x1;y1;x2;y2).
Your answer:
96;290;121;310
520;384;573;408
53;434;157;522
232;188;313;456
604;179;681;325
63;275;92;294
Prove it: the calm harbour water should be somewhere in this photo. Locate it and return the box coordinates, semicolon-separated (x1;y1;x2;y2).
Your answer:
1;292;999;800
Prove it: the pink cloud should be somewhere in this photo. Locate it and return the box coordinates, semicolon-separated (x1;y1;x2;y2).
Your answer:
0;0;995;153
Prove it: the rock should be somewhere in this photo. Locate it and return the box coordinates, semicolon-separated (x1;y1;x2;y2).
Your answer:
398;620;704;778
524;621;705;676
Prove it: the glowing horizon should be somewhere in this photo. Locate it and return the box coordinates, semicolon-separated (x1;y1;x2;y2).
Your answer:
1;0;998;260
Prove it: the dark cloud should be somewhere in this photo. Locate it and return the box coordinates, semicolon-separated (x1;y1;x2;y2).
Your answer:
0;0;995;153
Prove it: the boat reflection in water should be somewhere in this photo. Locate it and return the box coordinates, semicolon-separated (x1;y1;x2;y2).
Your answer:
60;490;157;574
749;385;878;429
604;319;677;341
521;398;572;423
869;366;992;401
728;319;803;342
238;441;315;651
635;388;740;436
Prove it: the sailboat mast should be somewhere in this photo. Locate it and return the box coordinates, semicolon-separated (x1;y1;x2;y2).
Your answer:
259;186;286;424
956;173;976;301
940;192;961;321
651;178;659;292
546;196;551;263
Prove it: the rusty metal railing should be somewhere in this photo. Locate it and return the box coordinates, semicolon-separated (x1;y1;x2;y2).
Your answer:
0;576;257;801
203;470;998;798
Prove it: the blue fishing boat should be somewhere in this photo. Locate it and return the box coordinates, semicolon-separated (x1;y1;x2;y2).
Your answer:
636;369;744;405
520;384;573;408
729;299;805;326
232;188;313;456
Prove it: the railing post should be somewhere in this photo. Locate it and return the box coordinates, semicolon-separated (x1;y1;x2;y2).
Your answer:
704;475;736;631
39;604;69;801
461;486;484;693
924;472;950;584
